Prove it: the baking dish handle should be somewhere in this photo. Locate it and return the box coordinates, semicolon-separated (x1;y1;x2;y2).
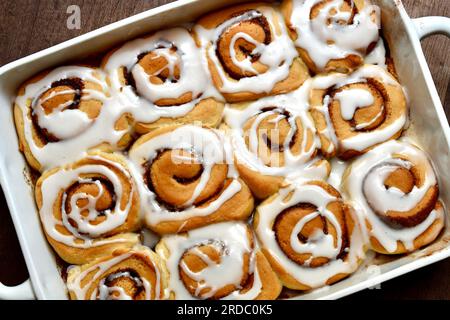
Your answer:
0;279;35;300
412;16;450;39
0;177;36;299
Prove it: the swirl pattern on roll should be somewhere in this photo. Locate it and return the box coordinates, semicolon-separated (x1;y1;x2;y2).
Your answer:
129;125;254;234
156;222;281;300
254;181;365;290
194;2;310;102
309;65;407;159
67;245;168;300
10;0;448;300
224;83;330;199
14;66;132;172
103;27;224;134
35;152;141;264
282;0;380;73
342;140;445;254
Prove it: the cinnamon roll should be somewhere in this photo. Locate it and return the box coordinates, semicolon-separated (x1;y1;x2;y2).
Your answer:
128;125;254;235
254;181;365;290
35;152;141;264
67;245;168;300
194;2;310;103
103;27;224;134
309;65;407;159
14;66;132;172
342;140;445;254
224;84;330;199
156;221;281;300
282;0;381;74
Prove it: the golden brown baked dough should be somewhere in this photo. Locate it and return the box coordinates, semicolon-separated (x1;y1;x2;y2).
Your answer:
223;99;330;199
102;28;224;135
9;0;446;300
129;125;254;235
282;0;380;74
342;140;445;254
309;65;407;159
134;98;224;134
14;66;132;172
369;203;445;254
35;151;141;264
194;2;310;102
156;221;281;299
254;181;365;290
67;245;168;300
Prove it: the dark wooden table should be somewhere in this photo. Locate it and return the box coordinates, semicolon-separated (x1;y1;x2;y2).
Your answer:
0;0;449;299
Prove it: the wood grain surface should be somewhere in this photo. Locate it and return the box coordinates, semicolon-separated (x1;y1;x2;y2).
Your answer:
0;0;449;299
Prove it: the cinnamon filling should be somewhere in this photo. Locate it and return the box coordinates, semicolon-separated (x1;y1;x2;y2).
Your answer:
328;79;387;133
137;47;181;85
100;268;145;300
144;149;227;211
64;177;116;232
261;108;297;153
179;242;250;299
32;78;84;143
216;11;272;80
274;202;349;267
124;44;194;106
364;162;439;228
244;107;302;167
310;0;357;26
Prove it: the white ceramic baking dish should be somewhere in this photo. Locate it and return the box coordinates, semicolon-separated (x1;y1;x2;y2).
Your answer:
0;0;449;300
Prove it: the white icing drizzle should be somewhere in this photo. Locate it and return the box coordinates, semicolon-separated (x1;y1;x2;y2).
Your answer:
343;140;445;252
312;62;398;89
39;155;134;248
333;87;383;131
341;116;405;151
157;222;263;300
34;89;94;140
104;27;221;124
365;38;387;68
327;158;348;190
97;271;149;300
12;1;445;299
290;210;342;258
224;81;329;182
68;250;160;300
289;0;380;70
311;64;406;152
354;106;384;130
15;29;225;171
14;66;129;171
313;95;339;155
334;88;374;120
128;125;243;227
255;183;365;288
194;5;298;94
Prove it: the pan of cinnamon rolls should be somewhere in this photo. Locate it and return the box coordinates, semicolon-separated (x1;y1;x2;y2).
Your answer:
12;0;447;300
